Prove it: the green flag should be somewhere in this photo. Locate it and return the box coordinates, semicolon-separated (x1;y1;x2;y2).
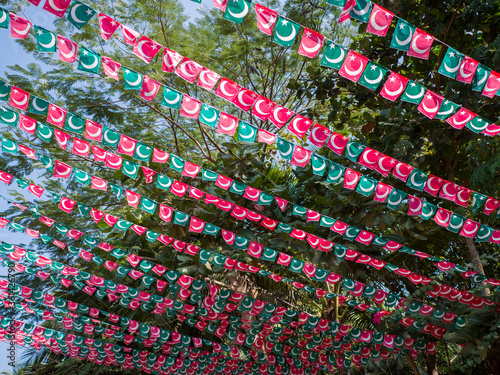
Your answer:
223;0;251;24
199;104;219;128
102;127;120;147
1;138;18;154
434;99;459;120
400;81;425;104
67;1;96;30
326;162;345;184
345;142;366;162
0;7;8;29
276;137;295;160
141;197;157;214
169;154;185;172
358;62;387;91
122;159;139;179
356;176;377;196
406;169;427;191
123;68;143;90
386;188;407;210
0;107;19;126
237;121;257;143
34;26;57;53
311;154;328;176
390;19;415;51
471;64;490;92
320;41;347;69
29;96;49;115
0;80;10;102
37;122;54;143
466;116;490;133
447;213;465;233
438;47;463;79
161;86;183;109
64;112;85;134
74;169;90;185
78;46;101;74
133;143;152;161
273;17;300;47
350;0;372;22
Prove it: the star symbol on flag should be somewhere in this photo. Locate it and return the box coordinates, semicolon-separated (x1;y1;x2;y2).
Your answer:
370;65;377;70
281;19;288;26
286;110;293;115
83;50;88;55
186;98;190;102
426;94;432;100
241;124;246;129
60;39;65;44
425;35;432;41
111;21;117;26
305;31;311;37
349;55;356;61
448;51;455;58
444;100;449;105
124;69;130;74
257;7;264;13
279;140;284;145
37;29;43;35
86;9;93;15
460;110;466;115
410;82;416;87
329;43;336;49
399;23;405;30
389;76;396;82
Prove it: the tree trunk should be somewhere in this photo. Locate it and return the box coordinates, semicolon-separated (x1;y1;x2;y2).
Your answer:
406;353;421;375
425;353;438;375
486;339;500;374
465;237;491;296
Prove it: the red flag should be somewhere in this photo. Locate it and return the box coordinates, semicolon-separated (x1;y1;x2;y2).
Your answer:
298;28;324;58
374;182;393;202
162;49;183;72
407;28;434;60
308;123;330;147
10;87;30;110
338;0;355;23
243;186;261;201
231;88;258;112
255;4;277;35
189;217;206;233
125;190;141;208
456;56;478;83
54;129;71;149
252;96;275;120
28;184;44;198
98;13;119;41
423;175;444;196
366;4;394;36
343;169;361;190
407;195;423;216
152;148;169;163
217;113;238;136
482;70;500;98
269;105;294;128
19;144;36;160
434;207;452;227
446;108;476;129
379;72;408;101
92;144;106;162
10;13;32;39
182;162;201;178
484;197;500;215
197;67;220;91
358;147;381;169
121;25;140;45
47;103;67;128
53;160;72;179
57;35;78;63
257;129;276;144
455;186;471;207
180;96;201;118
483;123;500;137
288;115;313;139
291;146;312;167
102;57;121;81
91;176;107;191
175;57;203;83
140;76;161;101
327;132;349;155
417;90;443;119
392;162;413;182
439;181;458;201
42;0;71;17
105;153;122;169
215;78;240;101
339;51;369;82
133;36;162;64
19;115;37;135
85;119;103;141
459;219;480;238
213;0;227;11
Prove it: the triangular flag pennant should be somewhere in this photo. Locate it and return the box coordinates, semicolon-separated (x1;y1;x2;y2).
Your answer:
133;36;162;64
273;17;300;47
223;0;251;24
366;4;394;36
67;1;95;29
407;28;434;60
255;4;277;35
438;48;463;79
77;46;101;74
34;26;57;52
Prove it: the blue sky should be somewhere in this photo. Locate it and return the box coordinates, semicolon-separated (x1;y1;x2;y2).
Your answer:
0;1;209;372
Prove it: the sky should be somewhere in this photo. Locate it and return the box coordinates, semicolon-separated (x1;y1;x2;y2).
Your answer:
0;1;209;372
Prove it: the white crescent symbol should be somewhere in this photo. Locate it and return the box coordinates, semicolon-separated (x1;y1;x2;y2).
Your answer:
103;130;116;144
312;161;326;173
437;104;454;116
384;80;404;97
276;23;297;42
436;211;450;225
38;126;52;138
328;168;343;181
358;181;375;192
136;40;150;59
219;81;237;98
456;189;468;204
12;21;31;37
143;83;158;98
201;107;217;123
142;201;156;210
204;227;217;234
409;200;423;214
125;72;142;87
103;61;120;79
443;61;459;73
239;126;255;139
475;70;488;86
462;223;478;235
404;87;424;101
228;1;249;19
127;194;139;205
12;94;28;107
153;150;168;162
183;101;200;115
173;185;187;195
293;151;309;164
199;70;217;87
369;10;389;31
411;35;430;55
48;0;67;12
86;125;102;139
301;34;321;54
459;63;474;79
259;131;275;143
93;180;107;189
70;4;86;23
452;114;471;126
135;146;150;159
172;158;184;170
325;47;345;64
259;195;272;203
422;98;439;114
49;109;65;124
344;60;364;77
279;142;293;157
175;214;188;224
271;107;287;124
56;164;72;177
376;186;390;200
364;70;383;85
395;28;413;46
2;141;16;152
448;217;463;230
81;54;98;70
60;42;76;59
483;79;499;92
180;61;198;79
353;1;370;15
0;10;6;24
164;92;181;105
163;51;180;68
124;163;137;175
39;33;56;49
426;176;441;192
259;13;276;29
106;156;122;167
60;199;74;212
232;208;247;218
485;200;498;211
291;117;306;135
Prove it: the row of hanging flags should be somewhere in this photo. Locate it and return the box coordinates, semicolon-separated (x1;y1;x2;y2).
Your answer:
2;4;500;220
